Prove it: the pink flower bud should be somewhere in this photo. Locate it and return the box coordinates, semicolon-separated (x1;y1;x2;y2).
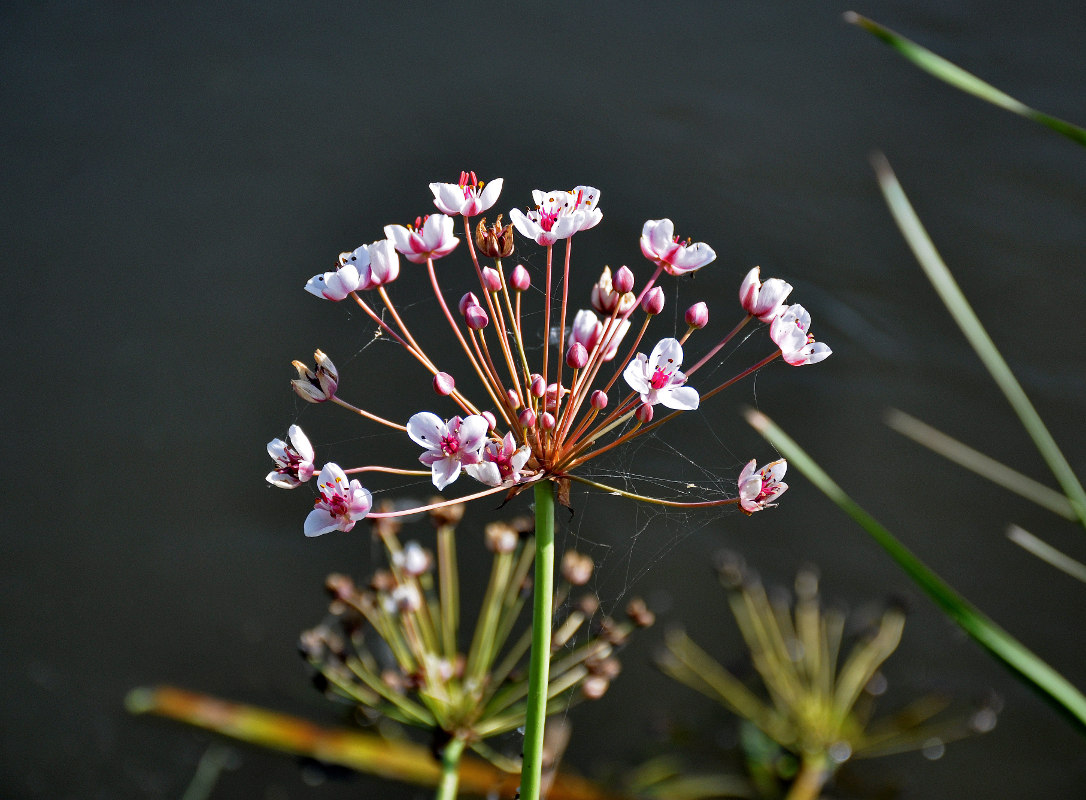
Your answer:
482;266;502;292
481;410;497;431
511;263;531;291
432;372;455;396
635;402;654;423
530;374;546;398
566;342;589;369
465;305;489;330
518;408;537;427
641;286;665;315
459;292;480;316
507;388;521;408
540;412;556;430
591;389;608;410
613;265;634;293
685;301;708;329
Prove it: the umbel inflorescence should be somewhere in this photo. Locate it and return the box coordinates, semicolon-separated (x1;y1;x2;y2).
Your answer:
267;173;831;532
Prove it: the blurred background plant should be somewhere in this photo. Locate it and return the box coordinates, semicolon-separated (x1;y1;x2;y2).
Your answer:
644;553;995;800
298;502;652;798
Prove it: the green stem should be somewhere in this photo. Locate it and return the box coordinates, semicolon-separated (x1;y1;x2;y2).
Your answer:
435;735;466;800
520;481;556;800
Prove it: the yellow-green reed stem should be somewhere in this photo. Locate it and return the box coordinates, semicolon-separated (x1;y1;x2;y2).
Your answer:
436;524;459;661
784;755;829;800
520;480;556;800
435;735;466;800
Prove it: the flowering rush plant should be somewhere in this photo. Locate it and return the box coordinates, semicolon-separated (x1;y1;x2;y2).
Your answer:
267;171;830;799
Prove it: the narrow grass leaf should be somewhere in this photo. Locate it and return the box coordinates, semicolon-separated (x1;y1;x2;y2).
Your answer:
845;12;1086;146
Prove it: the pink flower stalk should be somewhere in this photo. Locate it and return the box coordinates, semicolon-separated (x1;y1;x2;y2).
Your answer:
770;304;832;366
508;186;602;246
640;218;717;276
739;266;793;321
266;425;316;488
464;432;533;487
623;338;699;410
384;214;459;263
430;171;503;217
737;459;788;514
407;412;490;490
305;462;373;536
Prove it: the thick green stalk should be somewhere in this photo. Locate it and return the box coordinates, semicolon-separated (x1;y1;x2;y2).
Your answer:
520;480;556;800
435;736;466;800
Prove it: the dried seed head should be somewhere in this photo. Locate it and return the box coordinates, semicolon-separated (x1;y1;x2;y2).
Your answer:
561;550;595;586
626;597;655;628
429;499;465;528
475;215;515;259
485;521;520;553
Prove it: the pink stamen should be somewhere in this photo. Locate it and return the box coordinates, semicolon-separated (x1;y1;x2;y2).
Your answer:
650;366;672;390
440;434;461;456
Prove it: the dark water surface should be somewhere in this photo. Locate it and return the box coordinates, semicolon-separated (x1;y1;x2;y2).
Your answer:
3;2;1086;798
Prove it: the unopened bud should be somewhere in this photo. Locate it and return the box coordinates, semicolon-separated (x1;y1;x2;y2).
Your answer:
481;410;497;431
511;263;531;291
518;408;537;427
433;372;455;396
481;266;502;292
635;403;653;423
685;301;708;329
506;388;521;408
540;411;556;430
465;305;489;330
459;292;480;317
590;389;608;410
566;342;589;369
641;286;665;315
614;265;634;293
530;374;546;398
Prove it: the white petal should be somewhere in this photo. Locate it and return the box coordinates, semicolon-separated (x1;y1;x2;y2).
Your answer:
431;457;461;490
407;412;446;450
660;385;700;410
623;353;651;394
431;182;464;215
458;415;491;451
266;470;301;489
304;508;340;537
477;178;503;213
508;207;539;240
287;425;315;462
464;462;502;486
650;337;684;370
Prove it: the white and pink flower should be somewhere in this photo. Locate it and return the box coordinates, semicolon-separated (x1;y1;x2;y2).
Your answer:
464;432;533;487
570;309;630;362
384;214;459;263
407;412;490;490
739;266;793;322
737;459;788;514
304;462;373;536
509;186;602;246
430;171;503;217
640;218;716;276
623;337;699;410
266;425;316;488
304;263;363;301
769;304;832;366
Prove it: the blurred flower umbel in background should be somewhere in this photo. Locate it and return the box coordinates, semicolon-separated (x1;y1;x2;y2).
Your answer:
300;503;652;798
657;553;998;800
